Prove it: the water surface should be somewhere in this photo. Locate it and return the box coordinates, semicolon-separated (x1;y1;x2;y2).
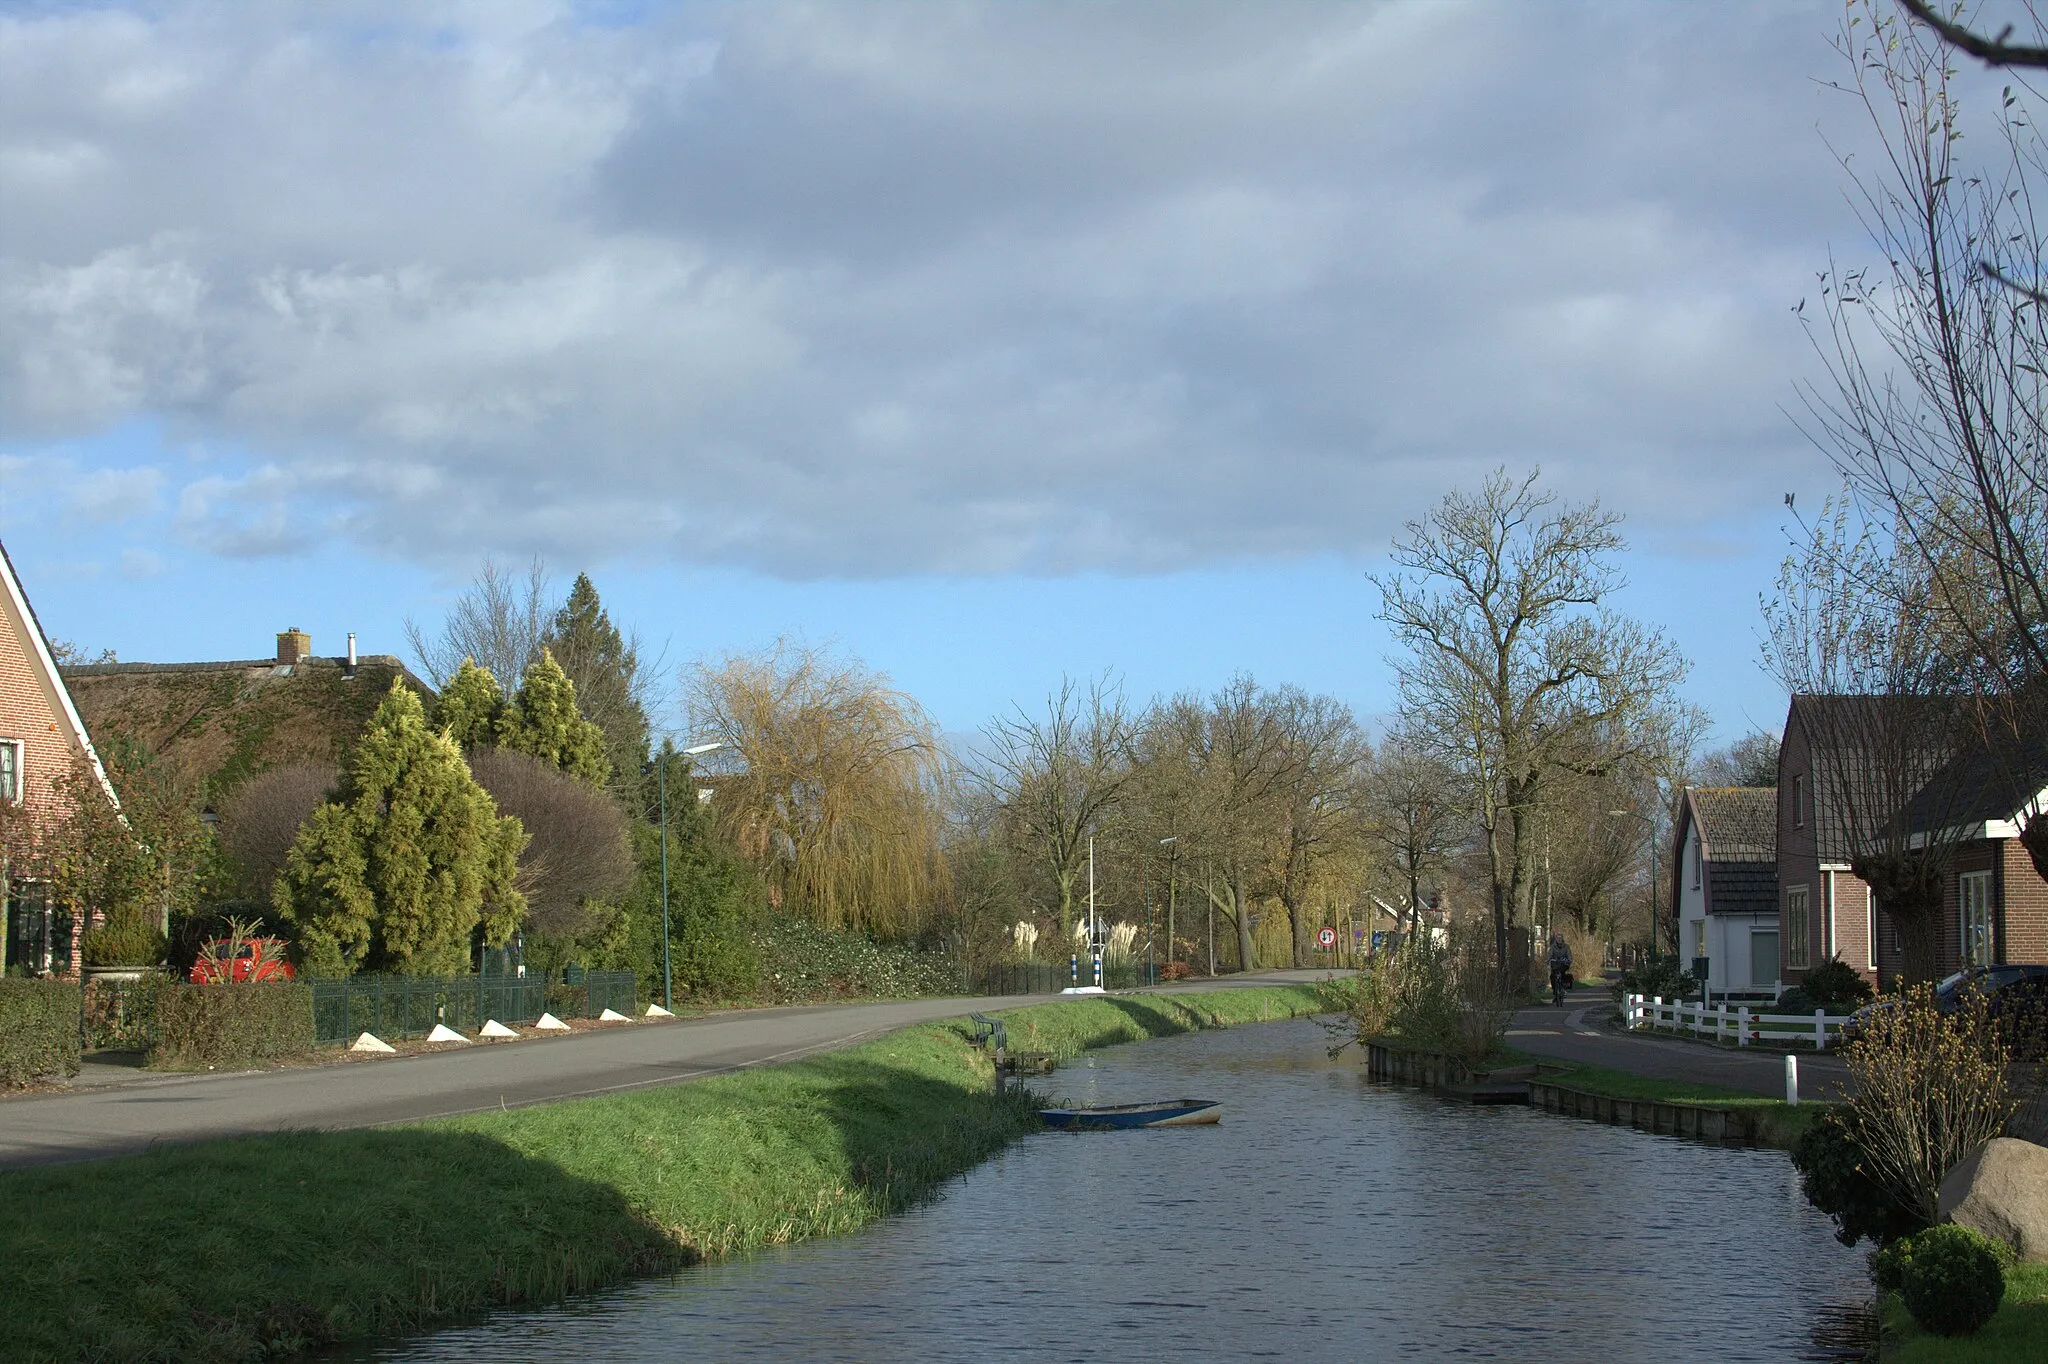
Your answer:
363;1018;1869;1362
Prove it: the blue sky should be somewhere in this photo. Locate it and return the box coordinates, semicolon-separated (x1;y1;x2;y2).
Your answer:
0;1;1910;743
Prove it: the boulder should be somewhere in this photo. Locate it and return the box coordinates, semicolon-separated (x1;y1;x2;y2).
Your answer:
1938;1137;2048;1262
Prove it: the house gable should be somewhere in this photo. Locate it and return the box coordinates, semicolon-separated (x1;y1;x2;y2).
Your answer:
0;540;115;815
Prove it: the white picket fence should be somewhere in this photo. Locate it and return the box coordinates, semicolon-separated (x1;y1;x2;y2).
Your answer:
1622;993;1854;1051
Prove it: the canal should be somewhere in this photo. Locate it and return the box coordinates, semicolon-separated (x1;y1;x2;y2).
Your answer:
358;1017;1871;1361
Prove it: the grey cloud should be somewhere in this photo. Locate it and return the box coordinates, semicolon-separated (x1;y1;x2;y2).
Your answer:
0;1;1882;578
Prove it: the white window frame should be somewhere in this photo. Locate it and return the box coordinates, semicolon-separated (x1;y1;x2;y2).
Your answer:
1961;870;1995;968
0;739;21;805
1787;885;1811;970
1690;835;1701;890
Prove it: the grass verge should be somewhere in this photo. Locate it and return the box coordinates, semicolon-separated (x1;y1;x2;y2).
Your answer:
1881;1262;2048;1361
0;984;1330;1362
1499;1050;1831;1149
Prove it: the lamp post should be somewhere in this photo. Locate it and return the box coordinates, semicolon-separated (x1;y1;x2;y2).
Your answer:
1609;806;1661;966
1153;836;1177;987
649;740;725;1011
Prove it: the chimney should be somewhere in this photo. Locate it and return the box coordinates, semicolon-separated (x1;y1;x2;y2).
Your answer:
276;628;311;665
346;632;358;679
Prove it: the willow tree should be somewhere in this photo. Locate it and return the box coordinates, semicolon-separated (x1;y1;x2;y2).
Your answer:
686;640;949;935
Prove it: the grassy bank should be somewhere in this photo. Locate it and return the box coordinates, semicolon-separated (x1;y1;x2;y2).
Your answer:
0;984;1330;1362
1505;1051;1830;1150
1882;1262;2048;1361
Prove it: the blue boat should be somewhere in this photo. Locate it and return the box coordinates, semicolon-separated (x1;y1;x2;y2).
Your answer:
1038;1099;1221;1131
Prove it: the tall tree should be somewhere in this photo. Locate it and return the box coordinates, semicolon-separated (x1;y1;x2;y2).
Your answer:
273;682;527;976
1361;726;1463;944
433;659;505;748
1374;468;1689;979
980;674;1137;938
498;648;612;788
687;639;950;935
405;556;553;689
540;573;654;796
1270;689;1368;968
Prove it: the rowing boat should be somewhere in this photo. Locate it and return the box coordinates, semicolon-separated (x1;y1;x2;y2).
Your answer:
1037;1099;1221;1131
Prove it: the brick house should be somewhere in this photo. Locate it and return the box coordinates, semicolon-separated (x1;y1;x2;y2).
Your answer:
0;541;117;975
1777;695;2048;991
1670;785;1779;1002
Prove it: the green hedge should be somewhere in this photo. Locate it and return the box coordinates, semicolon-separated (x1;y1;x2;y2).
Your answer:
148;983;315;1069
0;979;82;1087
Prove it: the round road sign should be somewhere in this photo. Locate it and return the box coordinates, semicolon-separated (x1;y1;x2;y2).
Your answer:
1317;927;1337;949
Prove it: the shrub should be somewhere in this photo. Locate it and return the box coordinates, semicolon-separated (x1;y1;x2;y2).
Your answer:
0;979;81;1086
1158;960;1195;982
1801;956;1875;1013
1384;919;1515;1068
83;974;166;1050
1897;1225;2007;1336
1792;1106;1926;1248
750;920;962;1002
149;983;315;1069
1774;987;1820;1017
79;908;166;967
1843;984;2016;1223
1614;954;1695;1003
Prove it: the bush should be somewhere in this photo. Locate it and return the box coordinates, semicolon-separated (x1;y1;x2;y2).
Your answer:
1897;1225;2007;1336
1614;954;1696;1003
83;974;166;1050
1792;1107;1927;1248
148;983;315;1069
80;908;166;967
1774;987;1820;1017
0;979;82;1086
751;920;963;1002
1801;956;1875;1013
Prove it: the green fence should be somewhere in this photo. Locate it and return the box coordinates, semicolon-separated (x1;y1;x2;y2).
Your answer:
308;971;637;1046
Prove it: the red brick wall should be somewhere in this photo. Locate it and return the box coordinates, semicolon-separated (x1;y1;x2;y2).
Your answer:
1830;872;1875;983
1779;705;1819;988
0;577;97;975
2001;839;2048;966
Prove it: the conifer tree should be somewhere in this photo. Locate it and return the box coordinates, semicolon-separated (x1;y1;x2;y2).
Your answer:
498;648;612;787
539;573;652;789
275;681;527;975
433;658;505;747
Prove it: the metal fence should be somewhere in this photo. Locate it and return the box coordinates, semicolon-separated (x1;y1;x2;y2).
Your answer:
978;961;1149;995
309;971;637;1045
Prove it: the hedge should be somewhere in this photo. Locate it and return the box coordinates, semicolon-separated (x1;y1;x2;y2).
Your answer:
148;983;316;1069
0;979;82;1087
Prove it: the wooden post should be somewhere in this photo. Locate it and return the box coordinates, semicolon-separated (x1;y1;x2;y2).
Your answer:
1738;1006;1750;1047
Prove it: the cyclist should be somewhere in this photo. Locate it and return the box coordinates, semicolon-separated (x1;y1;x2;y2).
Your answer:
1547;934;1574;1008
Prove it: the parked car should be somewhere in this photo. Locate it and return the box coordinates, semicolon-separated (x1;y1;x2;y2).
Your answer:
188;936;296;984
1842;964;2048;1045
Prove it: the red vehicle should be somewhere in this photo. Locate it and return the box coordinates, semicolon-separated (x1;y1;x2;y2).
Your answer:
189;936;296;984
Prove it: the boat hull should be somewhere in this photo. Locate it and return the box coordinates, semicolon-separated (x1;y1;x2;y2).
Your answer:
1038;1099;1221;1131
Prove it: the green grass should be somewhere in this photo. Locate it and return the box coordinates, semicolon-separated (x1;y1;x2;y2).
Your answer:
1487;1047;1831;1149
1883;1262;2048;1361
0;984;1330;1362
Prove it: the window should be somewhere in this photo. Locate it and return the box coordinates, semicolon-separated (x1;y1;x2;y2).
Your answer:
1960;870;1995;968
1787;886;1811;970
1692;918;1707;960
0;740;20;804
1792;774;1805;829
1690;837;1701;891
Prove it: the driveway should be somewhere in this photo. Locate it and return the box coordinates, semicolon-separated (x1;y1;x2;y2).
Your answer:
1;970;1343;1169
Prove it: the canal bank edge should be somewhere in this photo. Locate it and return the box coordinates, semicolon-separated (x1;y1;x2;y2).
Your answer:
0;983;1336;1363
1364;1038;1825;1150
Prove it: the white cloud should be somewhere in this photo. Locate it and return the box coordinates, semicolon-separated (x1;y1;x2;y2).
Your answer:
0;0;1884;577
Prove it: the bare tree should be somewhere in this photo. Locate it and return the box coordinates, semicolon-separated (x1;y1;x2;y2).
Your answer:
1375;468;1690;979
980;674;1136;939
216;762;338;899
1803;0;2048;880
1270;689;1369;968
687;638;950;935
467;747;634;940
1899;0;2048;71
405;556;555;689
1694;732;1781;789
1362;727;1463;945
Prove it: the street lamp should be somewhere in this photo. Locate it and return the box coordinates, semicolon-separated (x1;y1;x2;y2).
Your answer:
1609;807;1661;966
1151;836;1178;988
647;739;726;1010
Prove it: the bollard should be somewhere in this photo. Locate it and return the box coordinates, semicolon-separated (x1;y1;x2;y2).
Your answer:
1071;954;1079;985
1785;1053;1799;1107
1816;1008;1828;1052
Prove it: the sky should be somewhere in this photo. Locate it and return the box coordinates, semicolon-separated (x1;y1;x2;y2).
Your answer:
0;0;1938;744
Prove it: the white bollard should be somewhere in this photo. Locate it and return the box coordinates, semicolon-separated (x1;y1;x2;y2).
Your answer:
1816;1008;1828;1052
1738;1006;1750;1047
1785;1053;1799;1106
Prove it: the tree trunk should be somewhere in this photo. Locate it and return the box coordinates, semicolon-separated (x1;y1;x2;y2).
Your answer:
1233;865;1257;973
1856;854;1948;986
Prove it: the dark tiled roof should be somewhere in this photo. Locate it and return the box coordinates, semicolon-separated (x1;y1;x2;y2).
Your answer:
1708;860;1778;915
1902;742;2048;834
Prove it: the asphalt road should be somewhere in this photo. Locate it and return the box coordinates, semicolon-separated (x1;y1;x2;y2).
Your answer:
1508;987;1854;1101
0;970;1345;1169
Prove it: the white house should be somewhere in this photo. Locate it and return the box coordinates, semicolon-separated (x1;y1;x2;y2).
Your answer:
1671;786;1780;1002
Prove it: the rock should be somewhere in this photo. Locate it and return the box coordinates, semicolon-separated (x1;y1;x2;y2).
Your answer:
1938;1137;2048;1261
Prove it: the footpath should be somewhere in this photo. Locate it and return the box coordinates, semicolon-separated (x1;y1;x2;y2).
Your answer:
1505;983;1853;1101
0;968;1341;1169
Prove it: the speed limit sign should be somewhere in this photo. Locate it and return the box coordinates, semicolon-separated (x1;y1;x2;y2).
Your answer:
1317;927;1337;949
